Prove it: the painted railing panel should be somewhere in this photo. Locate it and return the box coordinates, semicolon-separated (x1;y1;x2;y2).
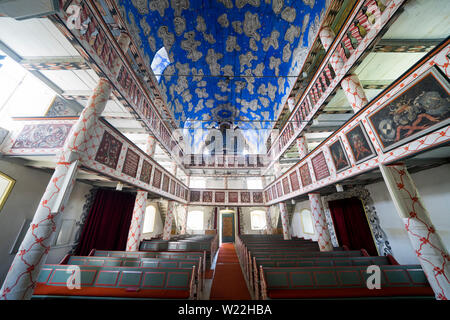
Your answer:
266;0;405;171
0;117;188;203
265;41;450;205
188;189;266;207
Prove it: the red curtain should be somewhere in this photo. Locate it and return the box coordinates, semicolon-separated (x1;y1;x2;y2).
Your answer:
213;207;218;230
237;207;241;235
75;189;137;256
328;197;378;256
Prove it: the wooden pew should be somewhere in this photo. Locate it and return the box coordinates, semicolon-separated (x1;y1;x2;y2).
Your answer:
32;265;197;300
65;255;203;295
252;255;398;299
259;265;434;299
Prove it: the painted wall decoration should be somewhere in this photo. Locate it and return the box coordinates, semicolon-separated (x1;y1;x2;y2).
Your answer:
276;182;283;198
253;191;263;203
368;67;450;151
215;191;225;203
328;138;350;172
94;131;123;169
119;0;328;149
241;192;250;203
11;124;73;149
162;174;170;192
345;122;375;164
229;191;239;203
152;168;162;188
139;160;152;184
170;179;176;194
282;177;290;194
289;171;300;191
299;163;312;187
311;151;330;181
190;190;200;202
122;148;140;177
45;96;78;117
203;191;212;203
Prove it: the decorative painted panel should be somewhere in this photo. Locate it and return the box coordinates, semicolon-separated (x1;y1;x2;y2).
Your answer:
12;124;73;149
122;148;140;178
253;192;263;204
344;122;376;164
299;163;312;187
228;192;239;203
95;131;123;169
139;160;152;184
282;177;290;194
203;191;212;203
162;174;170;192
152;168;162;189
289;170;300;191
311;151;330;181
328;138;350;172
215;191;225;203
367;66;450;152
190;191;200;202
241;192;250;203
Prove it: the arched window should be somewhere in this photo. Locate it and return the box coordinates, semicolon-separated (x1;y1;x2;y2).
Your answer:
151;47;170;82
187;210;204;230
250;210;266;230
142;205;156;233
300;209;315;235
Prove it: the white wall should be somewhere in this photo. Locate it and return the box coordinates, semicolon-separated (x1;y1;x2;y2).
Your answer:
0;159;92;285
367;163;450;264
240;207;266;234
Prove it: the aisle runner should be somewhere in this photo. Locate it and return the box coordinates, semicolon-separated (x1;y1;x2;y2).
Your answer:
209;243;251;300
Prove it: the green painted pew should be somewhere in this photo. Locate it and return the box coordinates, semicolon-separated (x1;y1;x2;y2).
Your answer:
32;265;197;300
252;255;398;299
259;265;434;300
65;255;203;294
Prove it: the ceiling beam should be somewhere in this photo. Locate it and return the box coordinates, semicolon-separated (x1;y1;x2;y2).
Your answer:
19;56;90;71
374;38;445;53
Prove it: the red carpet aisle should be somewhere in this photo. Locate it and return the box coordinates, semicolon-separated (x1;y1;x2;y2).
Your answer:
209;243;252;300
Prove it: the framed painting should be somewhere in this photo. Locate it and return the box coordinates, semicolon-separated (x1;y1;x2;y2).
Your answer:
328;138;351;172
367;66;450;152
345;122;376;164
0;171;15;212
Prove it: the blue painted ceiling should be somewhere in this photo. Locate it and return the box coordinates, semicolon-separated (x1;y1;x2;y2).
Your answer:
119;0;326;151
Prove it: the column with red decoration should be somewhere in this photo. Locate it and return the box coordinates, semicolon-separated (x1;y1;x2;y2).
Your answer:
162;162;178;240
278;202;291;240
308;193;333;251
0;33;131;300
296;135;308;159
125;136;157;251
265;206;273;235
319;26;368;112
379;164;450;300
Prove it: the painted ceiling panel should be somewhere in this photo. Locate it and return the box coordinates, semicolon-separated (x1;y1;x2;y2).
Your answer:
118;0;327;151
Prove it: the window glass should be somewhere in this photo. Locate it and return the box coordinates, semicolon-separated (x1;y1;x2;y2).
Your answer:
250;210;266;230
187;210;203;230
300;209;315;234
142;205;156;233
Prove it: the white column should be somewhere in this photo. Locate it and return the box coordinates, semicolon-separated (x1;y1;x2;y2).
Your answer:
180;204;188;235
0;34;131;300
126;190;147;251
379;164;450;300
319;26;368;112
308;193;333;251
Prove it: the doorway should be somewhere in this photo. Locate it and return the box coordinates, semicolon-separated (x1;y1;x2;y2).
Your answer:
221;212;235;243
328;197;378;256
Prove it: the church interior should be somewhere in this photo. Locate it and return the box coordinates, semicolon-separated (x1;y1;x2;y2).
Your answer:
0;0;449;303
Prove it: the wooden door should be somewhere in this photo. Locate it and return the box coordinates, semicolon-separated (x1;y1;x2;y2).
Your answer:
221;213;235;243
